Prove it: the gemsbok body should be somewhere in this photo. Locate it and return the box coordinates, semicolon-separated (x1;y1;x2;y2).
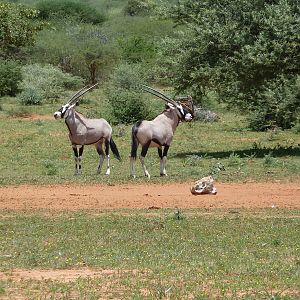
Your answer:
54;84;121;175
130;85;194;178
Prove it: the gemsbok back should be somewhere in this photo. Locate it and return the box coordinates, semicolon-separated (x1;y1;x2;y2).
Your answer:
54;84;121;175
130;85;194;178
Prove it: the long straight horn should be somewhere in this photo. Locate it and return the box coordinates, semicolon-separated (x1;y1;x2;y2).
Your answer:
67;86;89;104
141;85;178;106
69;83;99;105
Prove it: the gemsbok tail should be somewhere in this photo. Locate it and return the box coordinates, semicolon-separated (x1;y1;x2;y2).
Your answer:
110;138;121;161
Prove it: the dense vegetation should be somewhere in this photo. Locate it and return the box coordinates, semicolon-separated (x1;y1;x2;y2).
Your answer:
0;0;299;130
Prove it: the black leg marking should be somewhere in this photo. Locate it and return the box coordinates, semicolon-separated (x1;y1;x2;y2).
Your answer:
73;147;79;157
163;145;169;157
96;143;104;156
79;145;84;156
141;141;151;158
158;147;163;159
105;139;110;156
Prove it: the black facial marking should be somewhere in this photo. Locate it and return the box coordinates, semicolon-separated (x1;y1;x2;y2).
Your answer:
58;107;67;118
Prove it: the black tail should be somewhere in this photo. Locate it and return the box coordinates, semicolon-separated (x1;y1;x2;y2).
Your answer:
110;138;121;161
131;121;142;159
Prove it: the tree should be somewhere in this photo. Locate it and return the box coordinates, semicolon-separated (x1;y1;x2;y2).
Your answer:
29;24;119;83
161;0;300;129
0;2;44;57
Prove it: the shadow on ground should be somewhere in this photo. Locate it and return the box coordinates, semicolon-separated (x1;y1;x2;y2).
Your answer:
173;145;300;159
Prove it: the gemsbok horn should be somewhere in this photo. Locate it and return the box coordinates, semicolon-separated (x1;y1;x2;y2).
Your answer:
130;85;194;178
54;83;121;175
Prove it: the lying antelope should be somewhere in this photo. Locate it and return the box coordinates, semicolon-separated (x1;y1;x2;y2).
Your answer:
54;84;121;175
130;85;194;178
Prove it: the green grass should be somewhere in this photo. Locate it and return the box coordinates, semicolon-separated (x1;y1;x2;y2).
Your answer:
0;209;299;299
0;97;299;185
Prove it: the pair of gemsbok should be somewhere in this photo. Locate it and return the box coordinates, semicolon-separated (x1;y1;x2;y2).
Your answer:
54;84;194;178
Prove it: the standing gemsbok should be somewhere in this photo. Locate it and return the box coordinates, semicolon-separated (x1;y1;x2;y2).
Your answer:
54;84;121;175
130;85;194;178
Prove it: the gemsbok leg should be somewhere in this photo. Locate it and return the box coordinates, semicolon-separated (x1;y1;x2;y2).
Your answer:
130;135;139;178
96;142;105;174
159;145;169;176
73;145;84;175
104;139;111;175
96;140;111;175
140;141;151;178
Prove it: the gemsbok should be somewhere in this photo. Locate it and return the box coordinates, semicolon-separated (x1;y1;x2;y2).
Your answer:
54;84;121;175
130;85;194;178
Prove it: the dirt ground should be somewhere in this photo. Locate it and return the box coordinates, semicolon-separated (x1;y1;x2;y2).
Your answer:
0;182;299;296
0;182;299;210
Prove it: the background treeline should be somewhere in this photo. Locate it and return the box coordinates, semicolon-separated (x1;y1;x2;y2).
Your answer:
0;0;299;130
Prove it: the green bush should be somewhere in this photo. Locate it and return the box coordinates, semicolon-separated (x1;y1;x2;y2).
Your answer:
36;0;106;24
0;60;22;97
124;0;155;16
118;35;157;63
110;63;147;90
18;87;43;105
248;76;300;130
108;89;149;124
107;63;149;124
18;64;84;105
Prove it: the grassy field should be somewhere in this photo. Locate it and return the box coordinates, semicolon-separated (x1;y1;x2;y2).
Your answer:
0;209;299;299
0;96;299;299
0;95;299;185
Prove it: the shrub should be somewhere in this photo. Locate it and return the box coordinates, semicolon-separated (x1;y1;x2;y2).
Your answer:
292;122;300;133
18;87;43;105
0;60;22;97
107;63;149;124
110;63;146;90
248;75;300;130
118;35;157;63
36;0;106;24
124;0;155;16
108;89;149;124
18;64;84;105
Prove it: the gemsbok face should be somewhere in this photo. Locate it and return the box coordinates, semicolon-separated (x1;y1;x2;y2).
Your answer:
130;85;194;179
54;84;121;175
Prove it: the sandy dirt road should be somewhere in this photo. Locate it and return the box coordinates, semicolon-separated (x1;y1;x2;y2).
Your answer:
0;182;299;210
